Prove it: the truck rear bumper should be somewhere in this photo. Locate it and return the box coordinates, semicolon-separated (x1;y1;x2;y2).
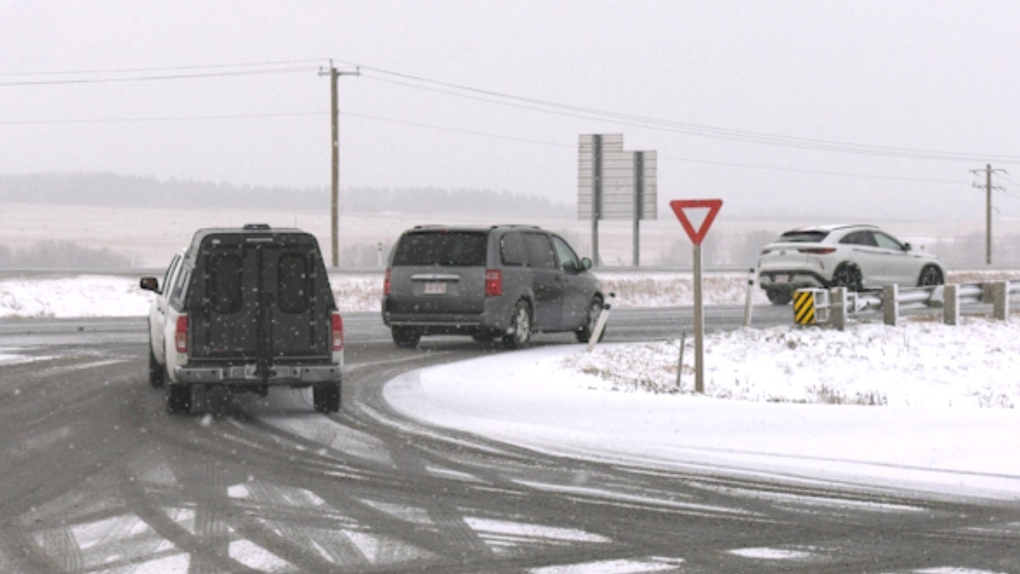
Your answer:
174;363;342;386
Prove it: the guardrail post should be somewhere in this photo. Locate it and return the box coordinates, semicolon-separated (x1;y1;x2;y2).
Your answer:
991;281;1009;322
831;287;847;331
883;284;899;326
944;284;959;326
742;267;756;327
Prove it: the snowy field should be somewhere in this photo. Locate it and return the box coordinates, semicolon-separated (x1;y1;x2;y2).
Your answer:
0;270;771;318
2;270;1019;499
387;315;1020;500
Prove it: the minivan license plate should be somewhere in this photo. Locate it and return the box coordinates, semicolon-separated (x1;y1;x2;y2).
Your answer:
424;282;447;295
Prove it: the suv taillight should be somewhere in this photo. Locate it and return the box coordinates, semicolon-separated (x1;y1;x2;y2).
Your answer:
383;269;391;296
174;315;188;353
331;312;344;351
485;269;502;297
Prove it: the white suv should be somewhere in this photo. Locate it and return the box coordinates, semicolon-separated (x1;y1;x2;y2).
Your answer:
757;224;945;305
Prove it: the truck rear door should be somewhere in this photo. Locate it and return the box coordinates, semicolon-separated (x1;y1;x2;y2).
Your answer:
192;236;329;362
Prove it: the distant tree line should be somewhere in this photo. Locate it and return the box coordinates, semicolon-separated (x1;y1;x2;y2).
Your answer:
0;240;134;269
0;173;572;218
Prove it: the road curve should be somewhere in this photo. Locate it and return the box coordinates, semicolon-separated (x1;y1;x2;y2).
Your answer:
0;311;1017;573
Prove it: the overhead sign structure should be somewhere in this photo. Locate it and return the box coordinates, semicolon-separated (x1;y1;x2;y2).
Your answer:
578;134;657;266
669;199;722;246
669;198;723;394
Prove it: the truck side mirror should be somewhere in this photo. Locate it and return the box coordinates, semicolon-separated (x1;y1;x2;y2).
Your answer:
139;276;161;294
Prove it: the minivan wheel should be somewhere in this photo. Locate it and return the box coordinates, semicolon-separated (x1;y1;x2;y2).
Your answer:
148;347;165;388
503;300;532;350
765;289;793;306
391;326;421;349
166;383;192;415
313;383;341;413
471;331;498;344
576;298;604;343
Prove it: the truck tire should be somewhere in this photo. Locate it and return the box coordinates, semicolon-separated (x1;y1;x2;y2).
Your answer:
313;383;341;413
148;348;165;388
166;383;192;415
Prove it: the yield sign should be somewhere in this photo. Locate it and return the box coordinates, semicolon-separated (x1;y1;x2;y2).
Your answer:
669;199;723;245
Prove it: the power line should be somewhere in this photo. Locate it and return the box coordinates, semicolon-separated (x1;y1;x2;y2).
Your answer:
340;110;962;184
347;63;1020;164
0;111;325;125
0;59;325;78
0;66;314;86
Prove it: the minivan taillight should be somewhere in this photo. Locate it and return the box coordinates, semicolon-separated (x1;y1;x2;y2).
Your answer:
174;315;188;354
383;269;391;296
485;269;502;297
331;312;344;351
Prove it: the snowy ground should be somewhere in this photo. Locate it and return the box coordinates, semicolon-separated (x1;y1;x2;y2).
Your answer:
2;271;1019;499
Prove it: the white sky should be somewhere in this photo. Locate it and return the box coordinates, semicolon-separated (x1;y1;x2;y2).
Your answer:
3;1;1020;221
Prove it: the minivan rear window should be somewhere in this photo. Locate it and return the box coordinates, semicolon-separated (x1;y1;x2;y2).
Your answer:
779;230;829;243
393;231;488;267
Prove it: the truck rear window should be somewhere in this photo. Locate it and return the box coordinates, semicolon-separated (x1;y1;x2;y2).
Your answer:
393;232;487;267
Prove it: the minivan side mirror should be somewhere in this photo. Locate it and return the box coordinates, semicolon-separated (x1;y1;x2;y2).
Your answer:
580;257;593;271
903;242;912;252
139;276;161;294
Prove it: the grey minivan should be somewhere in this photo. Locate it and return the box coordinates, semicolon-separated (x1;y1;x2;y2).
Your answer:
382;225;605;349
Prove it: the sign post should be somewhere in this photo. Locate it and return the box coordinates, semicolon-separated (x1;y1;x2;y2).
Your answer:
669;199;723;394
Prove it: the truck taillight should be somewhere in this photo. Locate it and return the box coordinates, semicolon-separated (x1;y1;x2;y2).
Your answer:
485;269;502;297
331;313;344;351
383;269;391;296
175;315;188;353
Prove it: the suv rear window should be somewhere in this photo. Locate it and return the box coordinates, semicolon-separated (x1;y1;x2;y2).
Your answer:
779;230;829;243
393;231;488;267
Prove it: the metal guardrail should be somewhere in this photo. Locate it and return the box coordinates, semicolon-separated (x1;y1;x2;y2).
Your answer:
797;281;1020;330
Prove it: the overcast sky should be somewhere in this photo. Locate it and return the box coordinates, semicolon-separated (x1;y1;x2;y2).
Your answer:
3;0;1019;221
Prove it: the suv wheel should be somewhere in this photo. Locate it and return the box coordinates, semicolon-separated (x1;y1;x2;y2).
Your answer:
765;289;792;306
313;383;341;413
391;326;421;349
918;265;944;287
575;298;604;343
148;347;165;388
831;264;863;292
503;300;532;350
166;383;192;415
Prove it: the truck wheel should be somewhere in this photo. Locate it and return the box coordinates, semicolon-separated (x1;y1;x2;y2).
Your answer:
166;383;192;414
575;298;604;343
391;326;421;349
314;383;341;413
503;300;532;350
148;348;165;388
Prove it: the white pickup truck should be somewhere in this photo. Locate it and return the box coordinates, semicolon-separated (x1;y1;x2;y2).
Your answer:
140;224;344;414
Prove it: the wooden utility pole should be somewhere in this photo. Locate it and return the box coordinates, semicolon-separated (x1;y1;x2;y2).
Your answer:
972;164;1005;266
319;61;359;267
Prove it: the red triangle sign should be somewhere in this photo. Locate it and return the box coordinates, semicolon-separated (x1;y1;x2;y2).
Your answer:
670;199;723;246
